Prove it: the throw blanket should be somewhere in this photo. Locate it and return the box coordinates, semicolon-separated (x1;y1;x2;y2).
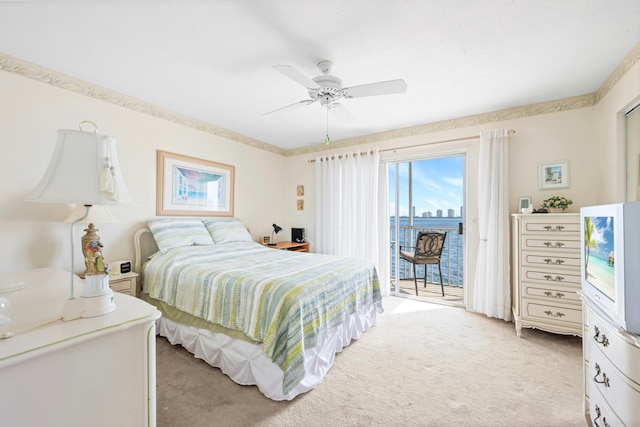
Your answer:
143;242;382;394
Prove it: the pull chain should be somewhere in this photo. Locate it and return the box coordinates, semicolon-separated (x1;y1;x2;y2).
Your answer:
325;103;331;145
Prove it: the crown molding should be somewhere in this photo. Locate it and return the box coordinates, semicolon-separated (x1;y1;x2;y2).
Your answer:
594;41;640;103
0;52;287;156
2;42;637;158
286;93;597;156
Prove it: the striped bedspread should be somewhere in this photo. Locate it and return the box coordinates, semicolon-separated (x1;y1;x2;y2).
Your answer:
143;242;382;394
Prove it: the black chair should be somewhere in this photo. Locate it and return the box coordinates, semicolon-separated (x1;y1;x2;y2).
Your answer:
399;231;447;296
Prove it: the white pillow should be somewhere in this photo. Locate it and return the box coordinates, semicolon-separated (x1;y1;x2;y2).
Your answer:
203;218;252;244
147;218;214;254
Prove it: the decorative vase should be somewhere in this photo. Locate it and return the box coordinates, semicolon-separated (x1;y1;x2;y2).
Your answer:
548;207;562;213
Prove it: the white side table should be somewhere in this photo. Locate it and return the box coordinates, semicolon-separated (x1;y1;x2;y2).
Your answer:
0;268;161;427
108;272;139;297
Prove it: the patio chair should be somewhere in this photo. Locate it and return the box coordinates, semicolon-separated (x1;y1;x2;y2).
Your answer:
399;231;447;296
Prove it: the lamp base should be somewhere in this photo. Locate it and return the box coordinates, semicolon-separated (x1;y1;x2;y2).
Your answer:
267;243;276;246
62;274;116;321
81;292;116;318
62;292;116;321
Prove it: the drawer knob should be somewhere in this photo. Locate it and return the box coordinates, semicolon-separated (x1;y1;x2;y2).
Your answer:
544;310;565;318
593;363;610;388
593;326;609;347
594;405;611;427
543;291;565;298
543;275;565;282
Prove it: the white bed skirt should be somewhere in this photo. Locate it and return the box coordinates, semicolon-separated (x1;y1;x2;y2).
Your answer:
157;301;378;401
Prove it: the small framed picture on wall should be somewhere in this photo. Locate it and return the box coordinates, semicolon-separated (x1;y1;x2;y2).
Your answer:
538;160;570;190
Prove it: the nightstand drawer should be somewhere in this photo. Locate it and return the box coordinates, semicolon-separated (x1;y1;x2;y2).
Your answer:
108;273;138;297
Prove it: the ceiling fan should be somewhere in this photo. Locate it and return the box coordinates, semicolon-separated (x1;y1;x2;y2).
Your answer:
264;60;407;142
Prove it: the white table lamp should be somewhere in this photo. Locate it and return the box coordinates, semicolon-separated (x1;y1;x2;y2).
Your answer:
29;122;135;321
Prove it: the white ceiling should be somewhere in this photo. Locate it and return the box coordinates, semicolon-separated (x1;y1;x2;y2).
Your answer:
0;1;638;150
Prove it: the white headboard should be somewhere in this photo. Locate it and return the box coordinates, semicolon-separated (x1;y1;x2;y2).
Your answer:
133;227;158;275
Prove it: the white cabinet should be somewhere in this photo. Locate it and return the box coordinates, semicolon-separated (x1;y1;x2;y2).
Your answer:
583;297;640;425
0;269;161;427
511;213;582;337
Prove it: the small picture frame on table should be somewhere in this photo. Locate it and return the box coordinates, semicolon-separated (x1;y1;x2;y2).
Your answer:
519;196;533;214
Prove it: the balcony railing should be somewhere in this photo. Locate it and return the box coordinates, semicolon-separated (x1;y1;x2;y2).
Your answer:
391;224;464;288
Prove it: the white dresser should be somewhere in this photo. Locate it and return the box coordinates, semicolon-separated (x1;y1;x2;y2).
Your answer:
0;268;161;427
511;213;582;337
583;297;640;425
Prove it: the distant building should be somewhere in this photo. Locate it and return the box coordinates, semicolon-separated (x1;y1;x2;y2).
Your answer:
447;208;455;217
421;212;427;218
436;209;443;217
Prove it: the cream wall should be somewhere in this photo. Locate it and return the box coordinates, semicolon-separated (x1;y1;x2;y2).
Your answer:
284;106;599;304
593;60;640;202
0;70;286;274
0;51;637;284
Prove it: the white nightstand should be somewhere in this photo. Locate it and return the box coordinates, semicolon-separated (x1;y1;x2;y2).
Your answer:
108;272;139;297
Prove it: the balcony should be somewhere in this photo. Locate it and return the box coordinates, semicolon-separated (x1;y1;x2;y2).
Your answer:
390;221;464;305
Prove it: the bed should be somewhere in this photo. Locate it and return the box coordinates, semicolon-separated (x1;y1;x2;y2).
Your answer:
135;218;383;401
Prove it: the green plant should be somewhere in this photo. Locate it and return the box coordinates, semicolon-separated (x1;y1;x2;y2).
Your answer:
542;195;573;211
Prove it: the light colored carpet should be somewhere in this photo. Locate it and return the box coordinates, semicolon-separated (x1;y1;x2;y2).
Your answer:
155;297;585;426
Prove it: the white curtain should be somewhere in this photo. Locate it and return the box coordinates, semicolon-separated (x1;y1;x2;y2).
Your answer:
315;149;389;295
473;129;511;320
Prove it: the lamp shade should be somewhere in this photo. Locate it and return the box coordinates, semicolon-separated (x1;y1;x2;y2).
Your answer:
30;129;135;206
272;223;282;234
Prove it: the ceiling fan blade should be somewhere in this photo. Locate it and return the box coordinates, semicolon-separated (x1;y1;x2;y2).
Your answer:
262;99;316;116
343;79;407;98
330;103;357;127
273;65;320;89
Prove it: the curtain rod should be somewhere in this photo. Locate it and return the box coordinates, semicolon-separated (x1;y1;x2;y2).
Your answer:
307;129;515;162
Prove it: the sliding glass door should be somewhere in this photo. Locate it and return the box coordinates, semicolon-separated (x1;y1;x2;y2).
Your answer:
388;154;466;305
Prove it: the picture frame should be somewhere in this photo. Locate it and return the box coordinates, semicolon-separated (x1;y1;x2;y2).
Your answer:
519;196;533;214
156;150;235;217
538;160;570;190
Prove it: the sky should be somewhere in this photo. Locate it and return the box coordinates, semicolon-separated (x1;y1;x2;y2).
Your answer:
389;155;464;217
588;215;614;261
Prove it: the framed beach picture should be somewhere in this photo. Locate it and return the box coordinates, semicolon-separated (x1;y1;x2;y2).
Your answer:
156;150;235;216
538;160;570;190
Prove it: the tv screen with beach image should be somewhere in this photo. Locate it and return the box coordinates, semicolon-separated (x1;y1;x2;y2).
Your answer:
583;215;615;301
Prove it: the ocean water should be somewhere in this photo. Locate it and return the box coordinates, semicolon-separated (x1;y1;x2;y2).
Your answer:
585;255;615;300
390;217;464;287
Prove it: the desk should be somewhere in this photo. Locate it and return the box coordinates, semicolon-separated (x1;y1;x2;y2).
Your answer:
266;241;310;252
0;268;161;427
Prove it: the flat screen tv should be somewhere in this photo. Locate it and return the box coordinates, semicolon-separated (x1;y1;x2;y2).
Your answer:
581;201;640;334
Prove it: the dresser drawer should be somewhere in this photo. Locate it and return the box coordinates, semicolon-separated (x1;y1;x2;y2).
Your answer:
522;220;580;234
521;266;581;286
521;298;582;326
522;252;581;269
587;379;625;427
587;345;640;424
522;282;581;303
586;307;640;384
521;236;581;251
